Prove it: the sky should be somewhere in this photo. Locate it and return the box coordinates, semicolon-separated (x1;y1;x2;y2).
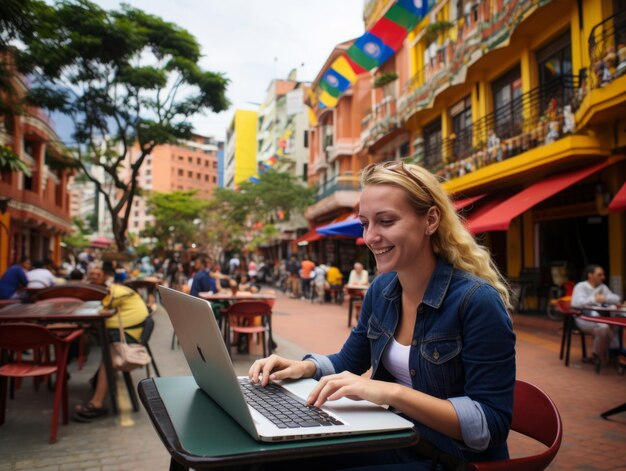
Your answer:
56;0;365;142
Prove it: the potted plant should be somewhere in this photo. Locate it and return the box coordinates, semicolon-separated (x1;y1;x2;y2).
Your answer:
373;72;398;88
424;20;454;45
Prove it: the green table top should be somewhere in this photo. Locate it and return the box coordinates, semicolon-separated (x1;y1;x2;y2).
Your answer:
140;376;418;469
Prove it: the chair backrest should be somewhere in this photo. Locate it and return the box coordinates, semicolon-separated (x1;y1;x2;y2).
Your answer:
468;380;562;470
140;315;155;345
31;283;108;302
556;298;575;314
0;323;62;351
225;300;272;320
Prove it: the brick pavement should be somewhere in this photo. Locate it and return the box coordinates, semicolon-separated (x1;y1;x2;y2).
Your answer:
1;290;624;470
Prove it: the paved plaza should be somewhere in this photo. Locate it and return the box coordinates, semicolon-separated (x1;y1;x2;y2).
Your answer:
1;290;624;470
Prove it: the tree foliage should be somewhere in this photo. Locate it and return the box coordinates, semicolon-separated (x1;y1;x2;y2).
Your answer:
141;190;209;252
14;0;229;250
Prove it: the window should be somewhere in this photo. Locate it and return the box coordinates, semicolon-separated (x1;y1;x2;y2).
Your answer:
536;30;573;110
178;169;183;176
178;155;183;161
212;176;216;183
188;170;193;177
197;172;201;179
304;130;309;148
146;168;151;176
205;175;209;181
423;119;442;169
197;157;201;165
450;96;472;160
188;157;192;163
491;65;523;139
205;160;208;167
213;161;217;168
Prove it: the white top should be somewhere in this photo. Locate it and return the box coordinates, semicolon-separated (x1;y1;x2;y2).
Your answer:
27;269;57;289
571;281;621;316
348;269;369;286
381;337;413;388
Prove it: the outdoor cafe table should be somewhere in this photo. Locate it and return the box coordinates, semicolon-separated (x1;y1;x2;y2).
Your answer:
579;315;626;419
138;376;419;471
198;291;276;352
0;300;120;414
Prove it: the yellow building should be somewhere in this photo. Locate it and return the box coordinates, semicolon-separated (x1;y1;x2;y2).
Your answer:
225;110;258;188
308;0;626;306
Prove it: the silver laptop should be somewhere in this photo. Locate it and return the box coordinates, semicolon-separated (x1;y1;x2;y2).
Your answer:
158;286;414;442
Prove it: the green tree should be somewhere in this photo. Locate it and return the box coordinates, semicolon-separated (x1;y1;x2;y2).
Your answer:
206;169;315;258
141;191;210;252
15;0;229;251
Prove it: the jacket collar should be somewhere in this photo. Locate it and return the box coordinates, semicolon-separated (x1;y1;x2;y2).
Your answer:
381;258;453;310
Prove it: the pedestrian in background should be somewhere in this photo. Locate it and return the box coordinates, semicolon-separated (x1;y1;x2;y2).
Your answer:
250;161;515;469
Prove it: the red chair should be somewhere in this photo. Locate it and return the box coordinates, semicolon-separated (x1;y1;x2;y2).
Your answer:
30;283;108;302
0;323;84;443
468;380;562;470
556;299;588;367
223;301;273;357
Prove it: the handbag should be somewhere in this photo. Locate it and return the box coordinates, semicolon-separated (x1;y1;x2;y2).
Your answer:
109;310;151;372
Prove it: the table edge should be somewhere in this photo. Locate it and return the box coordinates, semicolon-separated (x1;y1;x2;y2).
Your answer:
138;378;419;469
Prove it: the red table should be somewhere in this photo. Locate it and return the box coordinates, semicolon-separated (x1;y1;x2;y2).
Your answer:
580;315;626;419
0;301;120;414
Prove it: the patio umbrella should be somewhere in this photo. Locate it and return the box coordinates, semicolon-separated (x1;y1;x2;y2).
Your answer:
316;217;363;238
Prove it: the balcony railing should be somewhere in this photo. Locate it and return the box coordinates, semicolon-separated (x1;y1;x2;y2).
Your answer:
588;10;626;89
315;175;360;202
415;75;580;179
361;96;398;148
399;0;541;120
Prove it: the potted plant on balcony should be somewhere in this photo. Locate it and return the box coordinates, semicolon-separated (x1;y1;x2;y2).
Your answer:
424;20;454;46
373;72;398;88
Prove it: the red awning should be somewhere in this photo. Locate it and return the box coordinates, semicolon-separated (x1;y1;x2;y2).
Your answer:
293;228;324;245
608;182;626;212
468;161;612;234
453;194;487;210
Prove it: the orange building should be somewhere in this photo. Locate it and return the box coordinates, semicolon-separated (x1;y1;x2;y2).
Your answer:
126;133;220;235
0;74;73;273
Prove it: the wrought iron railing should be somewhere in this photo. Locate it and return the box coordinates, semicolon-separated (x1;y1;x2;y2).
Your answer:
588;10;626;89
315;175;360;202
417;75;579;178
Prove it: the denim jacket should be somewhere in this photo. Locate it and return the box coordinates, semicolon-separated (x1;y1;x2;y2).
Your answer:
305;258;516;462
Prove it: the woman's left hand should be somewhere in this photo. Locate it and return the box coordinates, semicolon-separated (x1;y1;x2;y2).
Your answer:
306;371;396;408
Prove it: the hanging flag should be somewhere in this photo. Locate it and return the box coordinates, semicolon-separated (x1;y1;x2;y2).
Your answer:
314;0;433;109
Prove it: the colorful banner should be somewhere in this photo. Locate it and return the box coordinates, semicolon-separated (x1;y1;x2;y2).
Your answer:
315;0;433;108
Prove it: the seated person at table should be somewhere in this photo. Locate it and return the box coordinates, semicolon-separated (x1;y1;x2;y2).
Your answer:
238;274;260;293
0;255;31;299
571;264;622;365
73;266;148;422
347;262;369;286
249;161;515;470
27;259;57;289
189;256;217;297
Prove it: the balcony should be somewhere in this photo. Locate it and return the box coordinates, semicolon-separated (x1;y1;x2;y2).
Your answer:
588;10;626;90
416;75;580;179
398;0;545;120
361;96;399;149
314;175;360;202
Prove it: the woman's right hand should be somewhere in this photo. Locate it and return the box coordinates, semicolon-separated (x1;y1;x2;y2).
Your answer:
248;354;316;387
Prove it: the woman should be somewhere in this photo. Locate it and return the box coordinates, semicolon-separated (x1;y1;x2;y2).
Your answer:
249;161;515;469
73;266;148;422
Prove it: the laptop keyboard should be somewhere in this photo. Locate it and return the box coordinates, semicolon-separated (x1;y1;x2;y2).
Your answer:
239;379;344;428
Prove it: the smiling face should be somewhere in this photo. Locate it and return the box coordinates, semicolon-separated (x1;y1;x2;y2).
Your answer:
359;184;437;276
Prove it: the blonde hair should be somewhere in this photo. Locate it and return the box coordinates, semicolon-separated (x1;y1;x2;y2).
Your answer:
360;161;512;311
